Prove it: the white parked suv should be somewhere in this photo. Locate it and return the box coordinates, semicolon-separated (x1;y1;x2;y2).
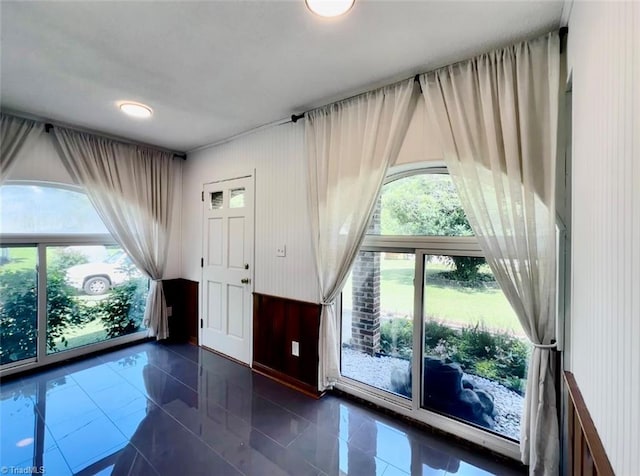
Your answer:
66;252;140;295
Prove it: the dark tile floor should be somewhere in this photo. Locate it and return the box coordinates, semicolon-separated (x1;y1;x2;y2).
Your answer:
0;342;526;475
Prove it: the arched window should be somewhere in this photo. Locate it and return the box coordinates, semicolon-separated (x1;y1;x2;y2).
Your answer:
0;184;108;234
0;183;147;371
340;167;528;445
373;171;472;237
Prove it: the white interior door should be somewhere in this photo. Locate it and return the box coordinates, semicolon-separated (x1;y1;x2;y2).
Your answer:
201;175;253;364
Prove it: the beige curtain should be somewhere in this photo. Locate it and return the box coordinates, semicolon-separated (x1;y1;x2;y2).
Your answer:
0;114;44;183
421;31;560;474
306;79;418;390
52;127;179;340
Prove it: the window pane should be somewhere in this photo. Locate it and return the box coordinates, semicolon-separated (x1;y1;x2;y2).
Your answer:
420;255;529;441
0;185;108;234
46;245;147;354
210;191;223;209
229;188;245;208
0;246;38;365
370;173;473;237
341;251;414;398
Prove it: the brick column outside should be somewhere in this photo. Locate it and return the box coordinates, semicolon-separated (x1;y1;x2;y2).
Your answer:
350;197;381;356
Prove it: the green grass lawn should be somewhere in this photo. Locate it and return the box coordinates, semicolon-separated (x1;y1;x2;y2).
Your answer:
49;318;110;353
49;294;111;353
344;257;524;335
0;246;38;272
0;245;123;274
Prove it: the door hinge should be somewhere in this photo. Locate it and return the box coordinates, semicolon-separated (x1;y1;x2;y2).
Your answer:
200;319;203;329
201;191;204;202
200;257;204;268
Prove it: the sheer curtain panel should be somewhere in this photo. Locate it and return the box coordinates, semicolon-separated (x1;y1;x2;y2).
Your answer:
305;79;418;391
52;127;179;340
420;31;560;475
0;114;44;183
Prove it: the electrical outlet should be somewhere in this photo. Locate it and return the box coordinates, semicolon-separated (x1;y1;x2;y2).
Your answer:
167;306;173;317
291;340;299;357
276;245;286;257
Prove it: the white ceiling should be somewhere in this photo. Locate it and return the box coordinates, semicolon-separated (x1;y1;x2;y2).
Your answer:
0;1;563;153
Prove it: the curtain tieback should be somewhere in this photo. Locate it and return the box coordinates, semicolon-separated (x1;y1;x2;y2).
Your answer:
532;342;557;349
151;278;163;283
321;300;335;306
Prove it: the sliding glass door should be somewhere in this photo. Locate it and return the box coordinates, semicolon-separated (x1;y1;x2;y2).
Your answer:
0;242;149;371
0;184;148;374
341;251;415;398
46;245;148;356
338;169;530;457
419;253;527;441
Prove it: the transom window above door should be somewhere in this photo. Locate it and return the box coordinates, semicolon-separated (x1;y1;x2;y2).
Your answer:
208;187;247;210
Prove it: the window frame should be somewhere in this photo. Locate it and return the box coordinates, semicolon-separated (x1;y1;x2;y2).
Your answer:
336;166;521;460
0;182;148;377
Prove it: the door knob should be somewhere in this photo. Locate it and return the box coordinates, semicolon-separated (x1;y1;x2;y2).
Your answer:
244;263;249;270
241;278;251;284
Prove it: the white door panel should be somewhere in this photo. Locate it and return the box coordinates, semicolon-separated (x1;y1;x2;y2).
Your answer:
227;217;245;269
201;175;253;364
227;284;245;338
207;281;223;331
207;218;223;266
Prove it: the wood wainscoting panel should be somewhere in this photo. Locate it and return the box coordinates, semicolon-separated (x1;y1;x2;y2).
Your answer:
253;293;321;396
163;278;199;344
565;371;614;476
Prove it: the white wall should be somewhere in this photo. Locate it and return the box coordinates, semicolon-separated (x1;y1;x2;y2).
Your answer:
165;165;182;279
396;97;444;165
8;132;74;184
5;132;184;279
567;2;640;474
181;122;320;303
180;99;444;304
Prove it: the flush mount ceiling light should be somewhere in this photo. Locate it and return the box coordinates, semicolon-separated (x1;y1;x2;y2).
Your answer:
118;102;153;119
305;0;355;18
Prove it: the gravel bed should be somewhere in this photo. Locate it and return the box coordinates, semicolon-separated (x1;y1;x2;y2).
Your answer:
341;347;523;440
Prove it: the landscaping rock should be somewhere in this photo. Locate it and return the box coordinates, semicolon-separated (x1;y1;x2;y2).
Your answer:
390;366;411;397
341;347;523;440
423;357;463;400
475;389;495;416
421;357;496;430
462;378;475;390
458;388;485;418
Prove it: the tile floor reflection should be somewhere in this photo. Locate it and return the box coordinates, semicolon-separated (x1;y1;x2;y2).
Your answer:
0;342;526;475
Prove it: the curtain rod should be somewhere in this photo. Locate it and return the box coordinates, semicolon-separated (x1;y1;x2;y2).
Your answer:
43;123;187;161
290;74;421;123
290;27;567;124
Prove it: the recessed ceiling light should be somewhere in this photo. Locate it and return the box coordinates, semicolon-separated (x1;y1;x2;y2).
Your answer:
305;0;355;18
119;102;153;119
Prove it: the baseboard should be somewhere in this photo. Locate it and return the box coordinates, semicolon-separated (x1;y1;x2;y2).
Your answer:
201;345;250;368
252;362;324;399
